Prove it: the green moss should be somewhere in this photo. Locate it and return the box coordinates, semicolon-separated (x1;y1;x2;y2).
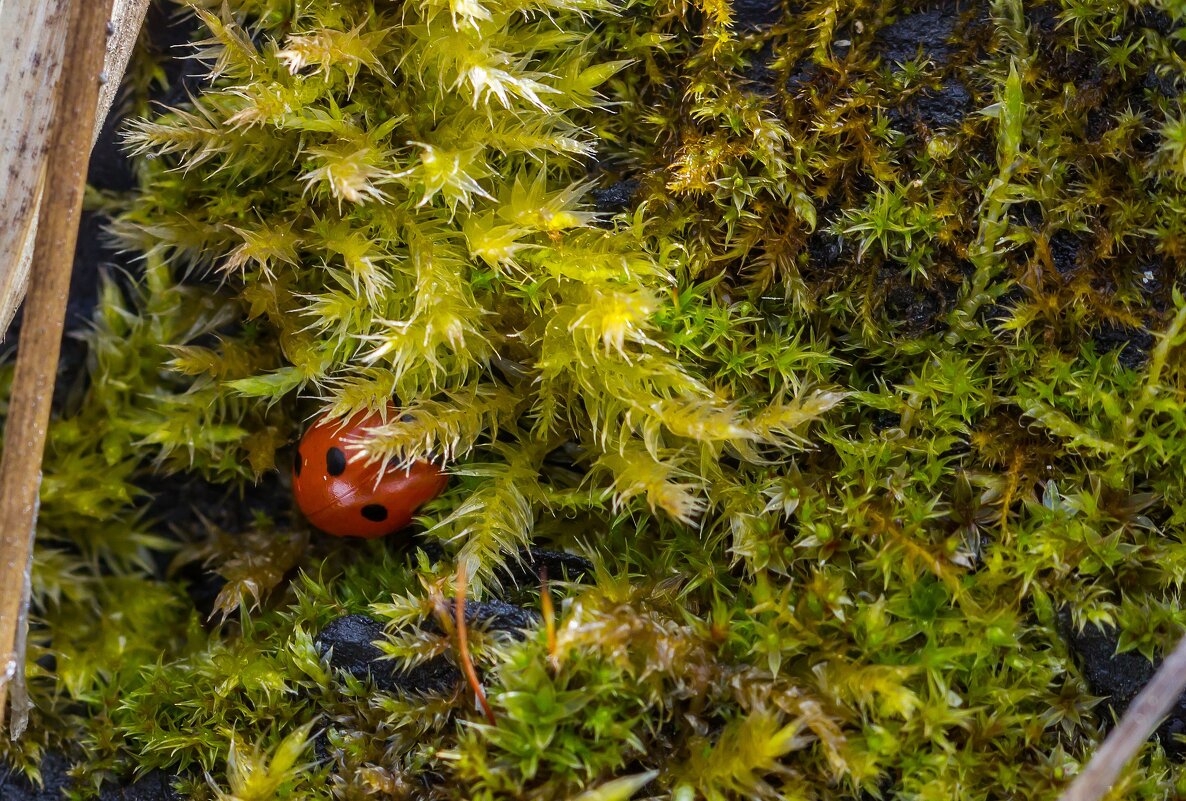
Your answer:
9;0;1186;798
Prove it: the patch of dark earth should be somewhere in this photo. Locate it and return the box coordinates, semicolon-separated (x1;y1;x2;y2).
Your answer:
869;409;903;433
141;469;293;544
494;548;594;589
888;78;973;135
881;277;957;336
315;602;542;696
138;468;294;620
976;284;1026;333
1048;229;1088;275
1;752;180;801
873;0;971;67
742;41;779;96
730;0;782;32
414;540;594;591
591;179;640;216
784;59;820;95
801;215;845;285
1092;322;1154;370
1059;608;1186;755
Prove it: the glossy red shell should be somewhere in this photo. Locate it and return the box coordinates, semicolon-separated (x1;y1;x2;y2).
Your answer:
292;408;447;539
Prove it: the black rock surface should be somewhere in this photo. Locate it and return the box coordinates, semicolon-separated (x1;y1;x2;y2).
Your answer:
875;0;964;66
0;752;71;801
495;548;595;589
112;771;182;801
316;613;462;695
0;754;179;801
452;598;541;632
1092;323;1154;371
591;180;640;215
1049;230;1087;275
912;79;973;130
731;0;782;32
316;603;540;694
410;542;593;588
1060;612;1186;753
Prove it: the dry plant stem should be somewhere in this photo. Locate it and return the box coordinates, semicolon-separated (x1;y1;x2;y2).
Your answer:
0;0;149;341
1059;633;1186;801
455;567;496;725
0;0;71;340
94;1;152;144
540;567;557;662
0;0;116;730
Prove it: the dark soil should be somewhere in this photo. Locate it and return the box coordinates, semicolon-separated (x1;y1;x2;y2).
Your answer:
909;79;973;130
874;0;966;66
490;547;594;597
731;0;782;32
1092;323;1154;369
0;753;179;801
869;410;903;433
1060;610;1186;754
881;275;957;336
317;601;541;694
1049;230;1088;275
317;613;464;695
591;179;640;215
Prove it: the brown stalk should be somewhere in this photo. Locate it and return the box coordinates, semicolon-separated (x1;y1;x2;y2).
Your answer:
454;566;496;725
0;0;117;729
540;566;557;665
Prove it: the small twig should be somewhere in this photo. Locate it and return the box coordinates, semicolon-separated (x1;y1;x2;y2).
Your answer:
0;0;117;730
0;0;150;339
1059;633;1186;801
454;566;496;725
540;566;557;666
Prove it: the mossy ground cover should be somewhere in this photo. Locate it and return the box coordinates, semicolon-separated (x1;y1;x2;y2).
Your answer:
6;0;1186;798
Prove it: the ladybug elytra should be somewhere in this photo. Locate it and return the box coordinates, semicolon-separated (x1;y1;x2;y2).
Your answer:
293;407;447;539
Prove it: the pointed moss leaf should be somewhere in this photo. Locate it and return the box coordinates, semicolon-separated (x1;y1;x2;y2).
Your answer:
999;59;1024;170
571;771;659;801
227;367;304;400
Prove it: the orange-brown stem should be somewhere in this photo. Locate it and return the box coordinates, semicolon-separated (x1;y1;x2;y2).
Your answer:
455;567;495;725
540;567;557;665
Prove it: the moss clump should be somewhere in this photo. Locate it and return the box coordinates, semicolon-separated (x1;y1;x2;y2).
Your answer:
8;0;1186;798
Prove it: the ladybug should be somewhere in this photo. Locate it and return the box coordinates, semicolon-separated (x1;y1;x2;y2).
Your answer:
293;407;447;539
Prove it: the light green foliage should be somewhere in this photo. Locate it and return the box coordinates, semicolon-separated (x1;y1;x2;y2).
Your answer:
209;722;316;801
115;0;839;589
10;0;1186;799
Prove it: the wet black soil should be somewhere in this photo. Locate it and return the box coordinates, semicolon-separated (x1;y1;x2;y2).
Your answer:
0;752;179;801
1060;610;1186;754
316;597;544;694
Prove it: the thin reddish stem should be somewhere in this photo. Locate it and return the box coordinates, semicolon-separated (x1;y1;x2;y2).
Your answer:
540;566;557;664
455;566;496;725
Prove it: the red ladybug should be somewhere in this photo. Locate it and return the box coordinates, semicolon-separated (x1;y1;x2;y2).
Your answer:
293;407;447;539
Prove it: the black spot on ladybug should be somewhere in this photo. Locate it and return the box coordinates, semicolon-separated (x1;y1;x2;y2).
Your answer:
326;447;347;476
294;451;302;477
362;504;389;522
388;456;403;470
